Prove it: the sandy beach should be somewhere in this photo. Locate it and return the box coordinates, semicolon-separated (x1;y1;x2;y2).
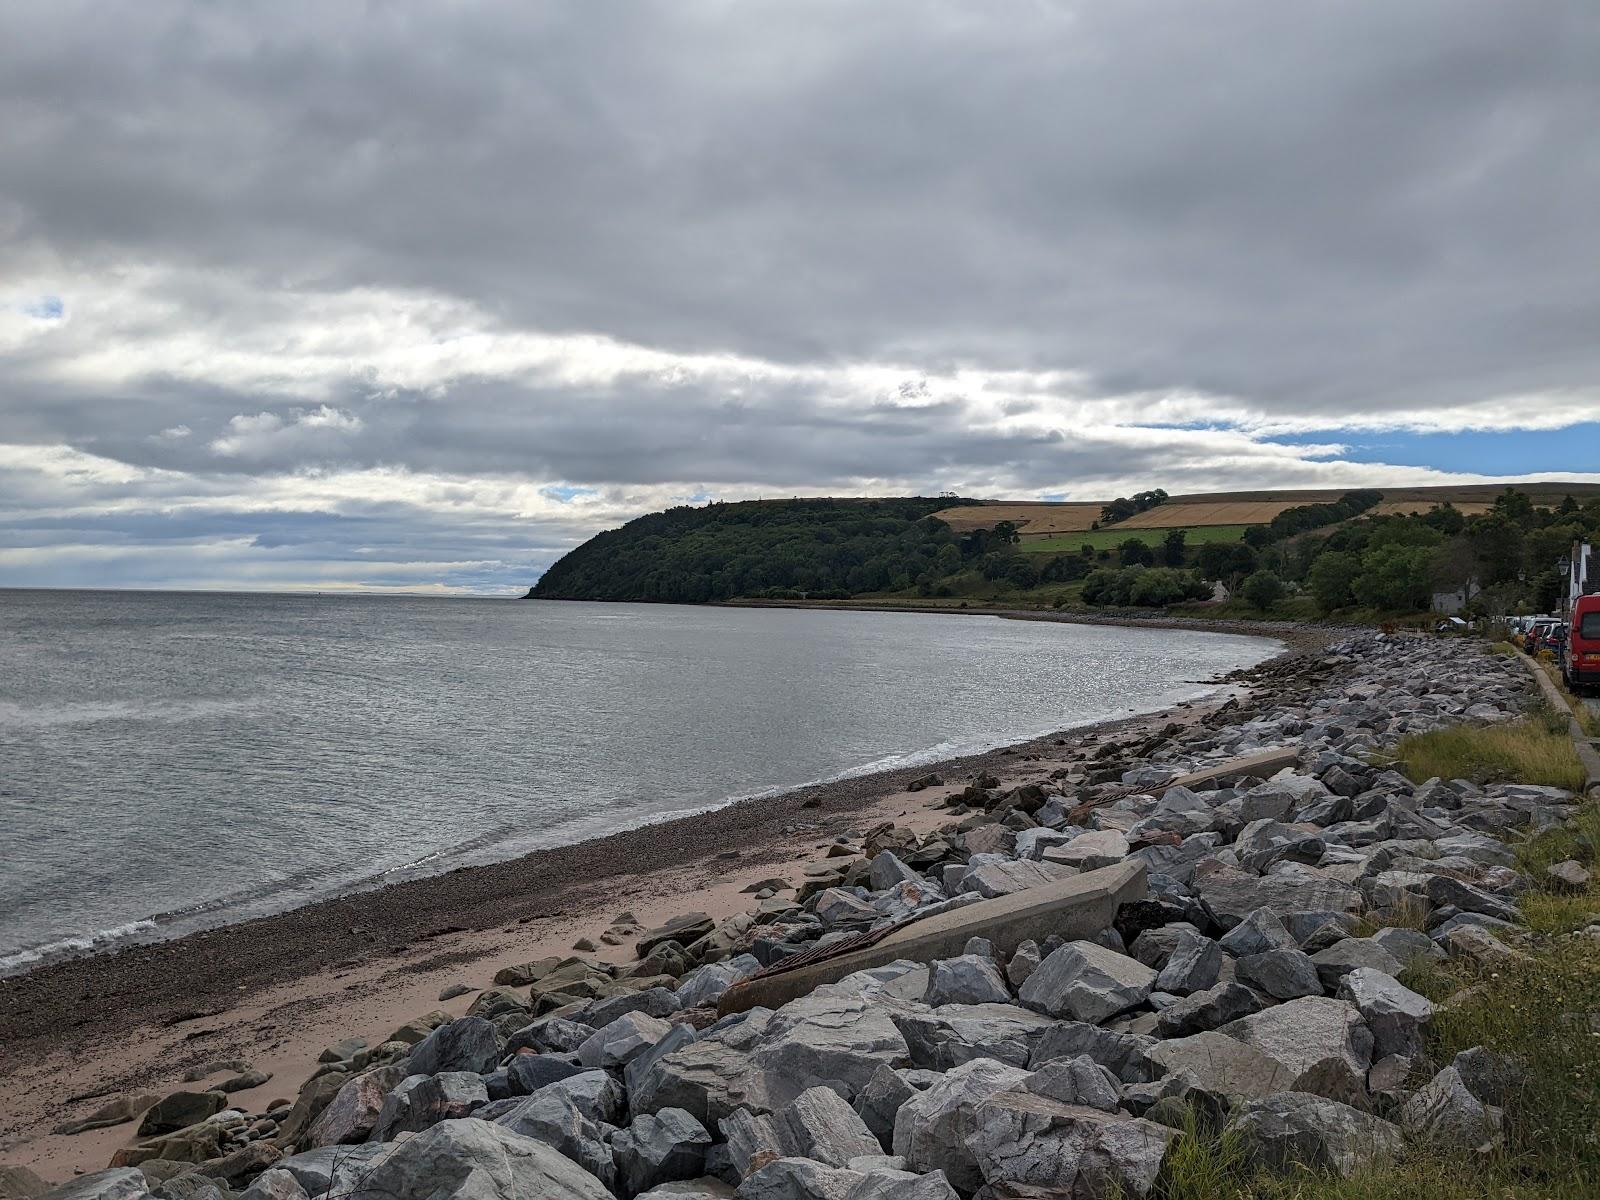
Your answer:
0;615;1329;1183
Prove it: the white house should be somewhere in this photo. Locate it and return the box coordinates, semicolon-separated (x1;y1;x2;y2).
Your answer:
1567;540;1596;614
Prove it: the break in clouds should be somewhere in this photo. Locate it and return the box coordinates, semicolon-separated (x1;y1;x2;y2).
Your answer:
2;1;1598;592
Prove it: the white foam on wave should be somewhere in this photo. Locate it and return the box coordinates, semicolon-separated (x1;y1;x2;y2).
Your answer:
0;919;159;974
0;697;259;730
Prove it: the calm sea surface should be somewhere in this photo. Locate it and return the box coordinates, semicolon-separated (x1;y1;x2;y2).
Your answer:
0;591;1279;971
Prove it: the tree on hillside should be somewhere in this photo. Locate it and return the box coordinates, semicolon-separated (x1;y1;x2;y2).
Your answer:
1162;529;1187;566
1240;570;1285;611
1351;544;1435;610
1119;538;1155;567
1307;551;1362;613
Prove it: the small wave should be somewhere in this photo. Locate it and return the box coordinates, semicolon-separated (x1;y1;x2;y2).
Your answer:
0;919;158;973
0;698;260;730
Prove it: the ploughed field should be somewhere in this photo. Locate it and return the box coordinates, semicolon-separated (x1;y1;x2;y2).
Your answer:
934;480;1600;538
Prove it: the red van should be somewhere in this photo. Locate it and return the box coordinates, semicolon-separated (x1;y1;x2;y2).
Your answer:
1564;594;1600;693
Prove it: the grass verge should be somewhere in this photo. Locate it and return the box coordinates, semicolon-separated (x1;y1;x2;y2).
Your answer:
1384;708;1587;792
1155;801;1600;1199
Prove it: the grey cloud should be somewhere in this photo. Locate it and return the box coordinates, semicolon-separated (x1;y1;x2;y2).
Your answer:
1;1;1597;590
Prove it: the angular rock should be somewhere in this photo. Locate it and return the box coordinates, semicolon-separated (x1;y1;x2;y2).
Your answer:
893;1004;1054;1071
344;1117;612;1200
1219;997;1374;1104
1005;942;1041;990
614;1108;714;1199
1230;1092;1401;1177
893;1059;1031;1194
507;1052;585;1095
305;1064;410;1146
1018;941;1157;1024
923;956;1011;1007
1152;931;1221;996
775;1087;882;1168
1336;968;1433;1061
640;914;717;957
1369;926;1446;967
754;995;911;1108
577;1011;672;1069
1022;1055;1120;1112
1217;907;1295;957
137;1091;227;1137
632;1014;771;1127
235;1169;308;1200
1154;982;1263;1038
963;1089;1174;1197
1309;938;1404;992
853;1066;918;1151
370;1071;487;1140
274;1144;390;1198
35;1171;149;1200
1450;1046;1523;1107
491;1088;616;1188
960;860;1074;899
1235;948;1321;1001
1029;1023;1158;1083
733;1158;859;1200
1192;860;1361;930
1047;830;1130;871
1146;1031;1295;1100
406;1017;501;1076
1400;1065;1504;1151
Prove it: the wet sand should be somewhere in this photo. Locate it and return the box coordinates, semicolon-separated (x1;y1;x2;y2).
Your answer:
0;614;1331;1181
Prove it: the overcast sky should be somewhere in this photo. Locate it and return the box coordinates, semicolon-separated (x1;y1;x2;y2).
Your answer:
3;1;1598;593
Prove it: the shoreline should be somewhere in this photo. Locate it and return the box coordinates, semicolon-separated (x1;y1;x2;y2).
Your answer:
0;616;1331;1181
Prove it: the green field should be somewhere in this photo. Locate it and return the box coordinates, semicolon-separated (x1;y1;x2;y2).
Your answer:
1018;524;1251;553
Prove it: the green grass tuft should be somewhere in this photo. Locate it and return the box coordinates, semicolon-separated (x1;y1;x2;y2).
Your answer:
1387;713;1586;792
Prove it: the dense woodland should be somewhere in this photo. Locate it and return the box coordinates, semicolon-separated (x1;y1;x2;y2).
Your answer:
529;488;1600;618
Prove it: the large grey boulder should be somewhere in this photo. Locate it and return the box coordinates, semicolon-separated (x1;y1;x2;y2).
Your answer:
853;1067;919;1151
1400;1065;1504;1151
1217;907;1296;957
306;1064;410;1146
1047;830;1130;871
719;1107;785;1179
754;995;911;1108
1152;931;1221;996
1023;1056;1121;1112
35;1171;148;1200
1369;926;1446;967
1451;1046;1523;1106
1309;939;1404;992
507;1053;585;1096
406;1018;501;1076
893;1059;1031;1194
774;1087;883;1168
892;1004;1054;1071
1234;948;1321;1001
1146;1032;1296;1100
961;860;1075;899
1029;1023;1158;1083
1018;941;1157;1024
869;852;923;892
275;1144;391;1198
638;1183;735;1199
613;1108;714;1199
1230;1093;1402;1178
491;1087;617;1189
734;1158;859;1200
964;1089;1174;1197
841;1171;958;1200
677;957;762;1009
1192;861;1361;929
527;1069;625;1126
345;1117;612;1200
369;1071;488;1140
1336;968;1433;1060
632;1012;774;1127
923;956;1011;1007
1154;982;1263;1038
578;1011;673;1069
1219;997;1374;1104
235;1170;307;1200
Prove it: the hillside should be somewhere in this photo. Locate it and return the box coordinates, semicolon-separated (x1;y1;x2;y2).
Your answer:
528;496;978;603
529;482;1600;617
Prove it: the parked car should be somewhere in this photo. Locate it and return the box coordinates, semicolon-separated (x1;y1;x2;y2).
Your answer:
1525;618;1560;654
1563;594;1600;693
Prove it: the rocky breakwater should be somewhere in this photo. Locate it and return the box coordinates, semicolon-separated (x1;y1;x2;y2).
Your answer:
10;634;1580;1200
